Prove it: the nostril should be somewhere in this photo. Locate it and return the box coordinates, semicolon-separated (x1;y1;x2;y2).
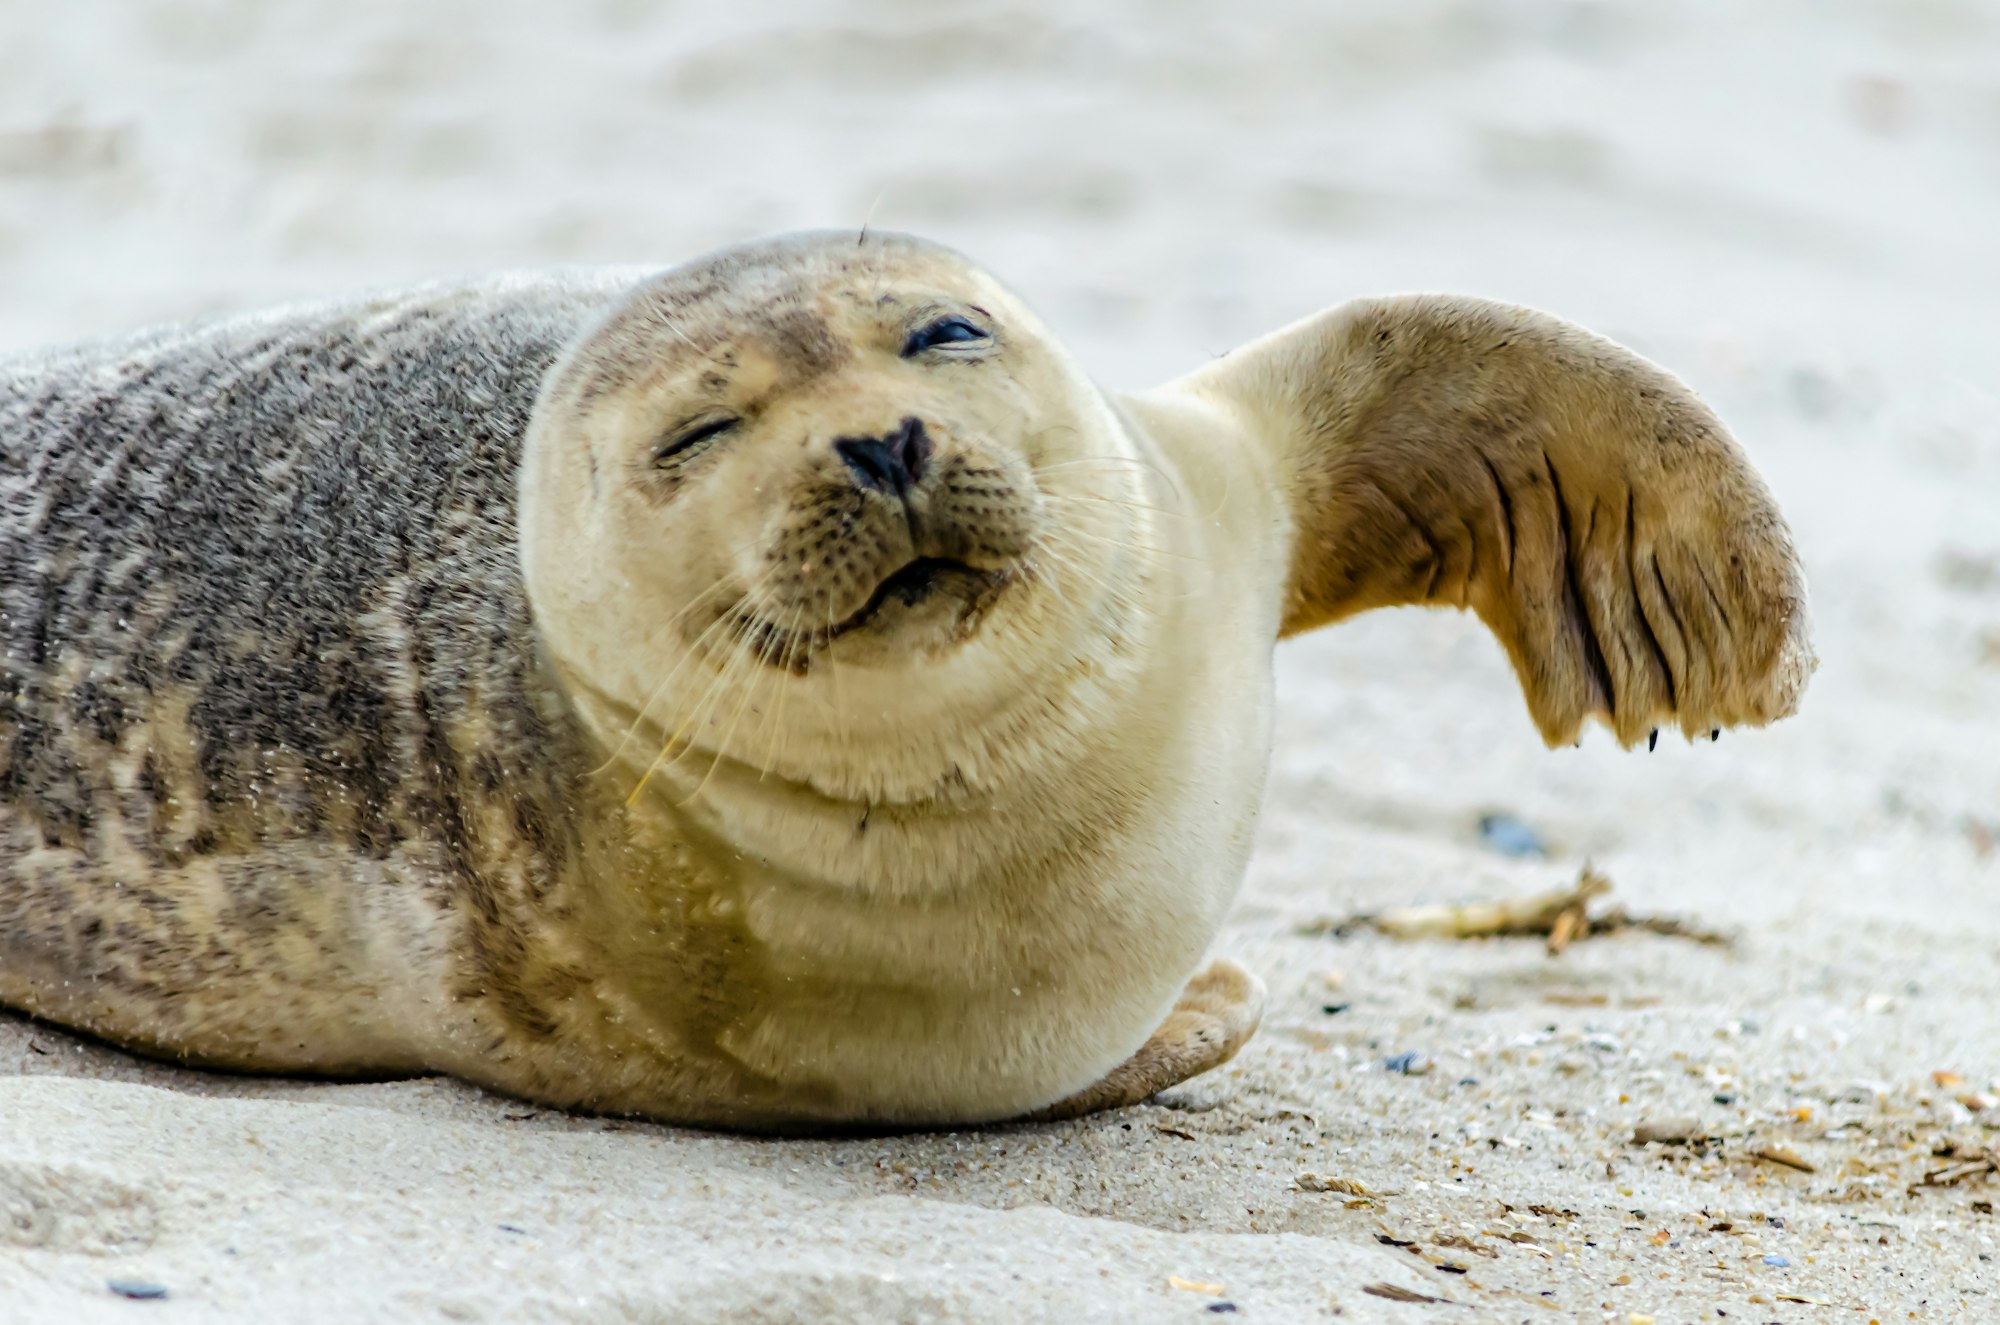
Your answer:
834;418;933;496
892;416;932;485
835;437;905;494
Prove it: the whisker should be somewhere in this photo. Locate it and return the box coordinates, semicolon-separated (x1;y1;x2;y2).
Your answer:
1034;453;1185;502
681;603;781;807
586;575;742;776
759;602;811;782
1026;531;1131;610
747;600;806;780
586;529;787;775
823;594;852;772
1033;526;1203;609
1042;491;1197;523
625;572;785;804
857;189;887;248
1044;522;1208;565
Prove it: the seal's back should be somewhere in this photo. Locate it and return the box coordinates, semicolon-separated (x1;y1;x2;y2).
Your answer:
0;273;634;1068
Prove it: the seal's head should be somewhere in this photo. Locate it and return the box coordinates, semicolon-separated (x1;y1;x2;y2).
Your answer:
519;232;1148;797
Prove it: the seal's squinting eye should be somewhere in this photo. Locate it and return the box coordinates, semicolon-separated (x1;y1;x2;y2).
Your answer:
901;315;989;358
655;416;737;464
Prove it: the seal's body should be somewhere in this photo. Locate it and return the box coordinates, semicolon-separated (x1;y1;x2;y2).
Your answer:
0;234;1813;1129
0;276;633;1080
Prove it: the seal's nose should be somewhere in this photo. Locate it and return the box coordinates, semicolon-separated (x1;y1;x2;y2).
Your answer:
835;416;931;497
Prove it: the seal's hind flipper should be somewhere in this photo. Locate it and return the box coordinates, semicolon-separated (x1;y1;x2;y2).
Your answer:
1170;295;1814;748
1019;959;1265;1123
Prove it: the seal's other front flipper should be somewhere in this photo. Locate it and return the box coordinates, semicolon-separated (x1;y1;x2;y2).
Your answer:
1169;295;1814;748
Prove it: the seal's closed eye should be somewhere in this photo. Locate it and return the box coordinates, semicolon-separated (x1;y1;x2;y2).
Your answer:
901;315;989;357
655;415;738;464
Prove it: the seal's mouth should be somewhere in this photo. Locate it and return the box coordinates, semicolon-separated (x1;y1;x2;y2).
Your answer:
830;557;979;638
738;556;1014;671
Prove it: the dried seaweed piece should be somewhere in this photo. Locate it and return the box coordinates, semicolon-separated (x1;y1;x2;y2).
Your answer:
1433;1234;1498;1259
1297;867;1731;952
1295;1174;1376;1196
1920;1152;1997;1187
1373;869;1611;940
1362;1282;1447;1304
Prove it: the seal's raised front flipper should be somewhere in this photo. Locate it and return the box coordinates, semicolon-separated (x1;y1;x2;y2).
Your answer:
1167;295;1815;748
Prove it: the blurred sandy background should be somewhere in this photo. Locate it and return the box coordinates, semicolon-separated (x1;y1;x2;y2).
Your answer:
2;2;1997;1321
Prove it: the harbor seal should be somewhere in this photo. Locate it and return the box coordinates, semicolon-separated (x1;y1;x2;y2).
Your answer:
0;232;1813;1130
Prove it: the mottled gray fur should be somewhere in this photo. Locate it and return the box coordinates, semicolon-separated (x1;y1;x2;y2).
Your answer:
0;271;647;1068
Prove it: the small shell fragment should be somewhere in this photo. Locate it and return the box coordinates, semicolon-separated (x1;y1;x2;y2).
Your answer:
1632;1117;1703;1145
1751;1144;1816;1173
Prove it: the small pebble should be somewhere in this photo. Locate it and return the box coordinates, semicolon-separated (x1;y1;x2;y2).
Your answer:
106;1280;168;1301
1763;1254;1790;1268
1476;812;1546;858
1382;1052;1433;1076
1321;1003;1350;1016
1206;1304;1239;1315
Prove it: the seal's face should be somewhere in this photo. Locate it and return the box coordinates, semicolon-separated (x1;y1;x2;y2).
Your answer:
623;268;1046;670
520;232;1147;788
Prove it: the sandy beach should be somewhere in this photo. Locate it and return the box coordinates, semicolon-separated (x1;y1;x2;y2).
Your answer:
2;1;1997;1319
